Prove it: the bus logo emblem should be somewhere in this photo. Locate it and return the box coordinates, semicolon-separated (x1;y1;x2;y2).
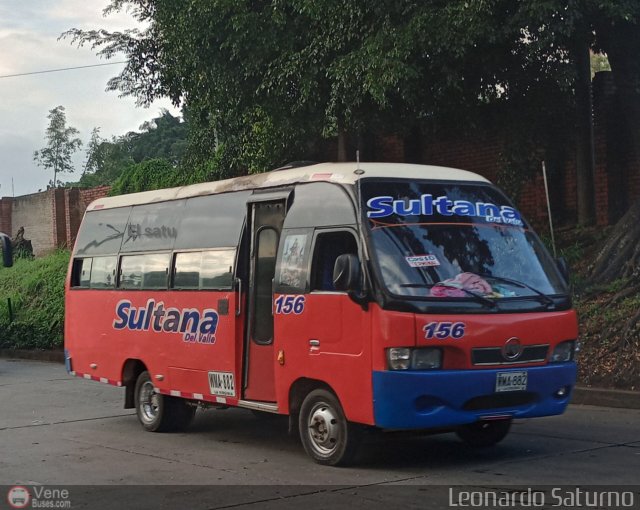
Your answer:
502;337;523;361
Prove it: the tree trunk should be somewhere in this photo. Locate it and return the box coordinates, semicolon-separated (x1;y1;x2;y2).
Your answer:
574;38;597;226
600;22;640;168
337;128;347;162
588;199;640;286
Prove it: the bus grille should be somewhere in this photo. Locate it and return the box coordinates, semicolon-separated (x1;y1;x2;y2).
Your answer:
463;392;538;410
471;344;549;366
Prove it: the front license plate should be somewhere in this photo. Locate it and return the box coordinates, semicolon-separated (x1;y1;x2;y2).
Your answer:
208;371;235;397
495;371;528;392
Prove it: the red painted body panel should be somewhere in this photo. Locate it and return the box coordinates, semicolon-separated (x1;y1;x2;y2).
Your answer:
273;292;373;424
65;288;241;400
243;342;276;401
65;278;578;428
414;310;579;370
369;306;578;372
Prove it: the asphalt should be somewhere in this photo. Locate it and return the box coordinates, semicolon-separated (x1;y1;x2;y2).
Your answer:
2;349;637;409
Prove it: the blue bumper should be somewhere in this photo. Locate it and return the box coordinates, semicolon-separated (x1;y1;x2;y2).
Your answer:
372;363;576;430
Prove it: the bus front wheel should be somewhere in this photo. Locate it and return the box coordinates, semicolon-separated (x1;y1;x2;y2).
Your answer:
298;389;362;466
134;371;195;432
456;418;512;447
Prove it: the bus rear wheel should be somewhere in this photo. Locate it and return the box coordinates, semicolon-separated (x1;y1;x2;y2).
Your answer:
134;371;195;432
298;389;362;466
456;418;512;447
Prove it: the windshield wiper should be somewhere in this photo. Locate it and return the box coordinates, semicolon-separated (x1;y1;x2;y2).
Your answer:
475;273;555;307
399;283;497;308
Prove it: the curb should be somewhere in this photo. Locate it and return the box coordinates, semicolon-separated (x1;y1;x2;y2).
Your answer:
0;350;638;410
0;349;65;363
572;386;640;410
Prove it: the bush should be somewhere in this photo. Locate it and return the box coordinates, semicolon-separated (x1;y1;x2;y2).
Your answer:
0;251;69;350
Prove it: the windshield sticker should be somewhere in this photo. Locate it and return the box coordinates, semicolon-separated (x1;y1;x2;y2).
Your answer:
406;254;440;267
279;234;307;288
366;194;523;226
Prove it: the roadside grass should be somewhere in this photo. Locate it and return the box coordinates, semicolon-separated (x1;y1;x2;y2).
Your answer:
0;250;69;349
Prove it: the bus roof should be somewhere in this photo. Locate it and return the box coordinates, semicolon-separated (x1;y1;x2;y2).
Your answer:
87;162;490;211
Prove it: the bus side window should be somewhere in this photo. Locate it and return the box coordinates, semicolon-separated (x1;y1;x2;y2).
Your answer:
311;231;358;291
119;253;170;290
71;258;92;288
173;252;201;289
200;250;234;289
172;250;235;290
91;256;117;289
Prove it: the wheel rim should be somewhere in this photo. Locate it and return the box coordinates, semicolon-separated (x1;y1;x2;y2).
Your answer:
306;401;340;456
139;380;160;424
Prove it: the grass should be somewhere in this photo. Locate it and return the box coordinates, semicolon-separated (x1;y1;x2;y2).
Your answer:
0;250;69;349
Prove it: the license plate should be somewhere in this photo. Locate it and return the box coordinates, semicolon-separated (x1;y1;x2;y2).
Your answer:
495;371;528;392
208;371;235;397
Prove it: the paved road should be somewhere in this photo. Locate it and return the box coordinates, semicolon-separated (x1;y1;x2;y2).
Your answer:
1;358;639;508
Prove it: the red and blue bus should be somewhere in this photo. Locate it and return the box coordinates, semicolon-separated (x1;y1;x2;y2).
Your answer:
65;162;577;465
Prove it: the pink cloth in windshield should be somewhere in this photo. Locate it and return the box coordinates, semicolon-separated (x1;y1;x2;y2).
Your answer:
430;272;492;297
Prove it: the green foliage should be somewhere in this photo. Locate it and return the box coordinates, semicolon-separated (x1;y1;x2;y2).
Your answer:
70;110;188;189
129;109;188;164
33;106;83;187
591;53;611;78
61;0;640;186
0;251;69;350
110;158;182;195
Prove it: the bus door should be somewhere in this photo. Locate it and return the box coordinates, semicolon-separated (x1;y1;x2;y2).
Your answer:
301;228;372;422
243;194;288;402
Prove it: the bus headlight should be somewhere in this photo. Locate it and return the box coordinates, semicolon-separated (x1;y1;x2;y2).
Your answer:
388;348;411;370
387;348;442;370
549;340;576;363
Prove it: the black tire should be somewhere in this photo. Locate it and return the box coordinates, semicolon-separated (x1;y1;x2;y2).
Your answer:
134;371;195;432
298;389;362;466
456;419;512;447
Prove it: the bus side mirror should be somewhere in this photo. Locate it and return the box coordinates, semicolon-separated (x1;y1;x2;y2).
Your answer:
333;254;361;292
556;256;569;284
0;233;12;268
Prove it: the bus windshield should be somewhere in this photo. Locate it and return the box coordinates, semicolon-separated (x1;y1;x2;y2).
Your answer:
361;179;567;301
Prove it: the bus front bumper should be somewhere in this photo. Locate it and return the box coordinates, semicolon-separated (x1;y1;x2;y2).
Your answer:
372;363;576;430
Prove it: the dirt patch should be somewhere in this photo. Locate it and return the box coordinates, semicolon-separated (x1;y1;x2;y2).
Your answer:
556;226;640;390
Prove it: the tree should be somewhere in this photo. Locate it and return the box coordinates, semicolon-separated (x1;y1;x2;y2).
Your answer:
71;110;189;188
34;106;82;188
62;0;638;218
509;1;640;225
83;127;104;176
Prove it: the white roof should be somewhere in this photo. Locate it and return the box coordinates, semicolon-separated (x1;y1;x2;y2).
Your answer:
88;162;490;211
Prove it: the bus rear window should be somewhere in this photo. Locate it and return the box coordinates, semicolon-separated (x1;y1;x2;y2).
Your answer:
70;256;117;289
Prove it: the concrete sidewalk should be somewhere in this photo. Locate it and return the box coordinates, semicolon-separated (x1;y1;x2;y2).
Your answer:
1;349;638;409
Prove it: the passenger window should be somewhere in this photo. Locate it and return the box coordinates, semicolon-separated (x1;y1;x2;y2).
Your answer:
90;256;117;288
119;253;169;289
311;231;358;291
173;252;200;289
71;258;92;288
173;250;235;290
201;250;234;289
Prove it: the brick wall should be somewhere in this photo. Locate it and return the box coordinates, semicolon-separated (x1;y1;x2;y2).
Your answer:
0;185;111;256
365;72;640;229
8;190;58;255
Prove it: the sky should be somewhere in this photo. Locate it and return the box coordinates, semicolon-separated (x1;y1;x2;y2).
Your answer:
0;0;179;196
